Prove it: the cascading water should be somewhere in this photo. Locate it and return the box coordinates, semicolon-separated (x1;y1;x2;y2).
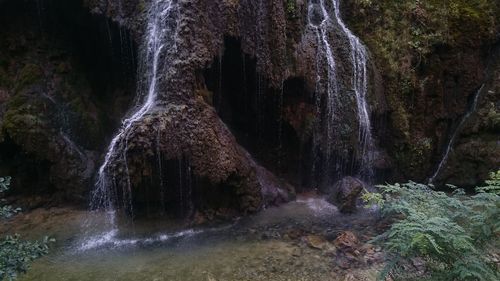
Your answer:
308;0;375;182
428;84;485;184
330;0;374;180
308;0;339;157
91;0;175;216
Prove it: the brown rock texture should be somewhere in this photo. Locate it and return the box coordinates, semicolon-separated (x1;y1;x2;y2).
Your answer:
435;44;500;186
327;176;366;213
345;0;500;185
1;0;498;215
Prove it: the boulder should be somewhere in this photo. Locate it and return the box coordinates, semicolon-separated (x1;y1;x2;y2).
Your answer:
328;177;366;213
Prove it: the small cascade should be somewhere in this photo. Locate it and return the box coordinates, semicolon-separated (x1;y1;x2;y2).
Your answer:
308;0;339;158
92;0;176;216
307;0;375;183
256;73;264;143
428;84;485;184
331;0;375;180
215;51;223;111
277;81;285;171
60;132;86;163
156;126;166;214
177;158;194;218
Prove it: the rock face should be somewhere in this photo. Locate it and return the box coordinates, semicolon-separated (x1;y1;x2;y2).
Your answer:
328;177;366;214
0;0;498;215
345;0;500;186
86;0;385;215
0;0;136;202
434;45;500;187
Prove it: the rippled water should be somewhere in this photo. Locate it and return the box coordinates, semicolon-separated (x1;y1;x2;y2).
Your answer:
2;197;379;281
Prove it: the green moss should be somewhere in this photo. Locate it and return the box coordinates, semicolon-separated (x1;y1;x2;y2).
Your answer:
486;105;500;130
394;137;433;177
136;0;147;13
15;63;43;93
55;62;71;74
285;0;297;18
350;0;498;73
347;0;498;178
0;68;10;88
196;88;213;106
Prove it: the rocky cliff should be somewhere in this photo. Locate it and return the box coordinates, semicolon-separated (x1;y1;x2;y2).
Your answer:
0;0;498;215
345;0;499;186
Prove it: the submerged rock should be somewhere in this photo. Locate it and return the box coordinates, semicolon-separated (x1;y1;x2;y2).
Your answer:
334;231;359;249
304;234;327;250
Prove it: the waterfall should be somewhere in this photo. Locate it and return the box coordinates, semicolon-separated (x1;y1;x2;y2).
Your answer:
330;0;374;180
91;0;175;215
308;0;339;157
308;0;375;181
428;84;485;184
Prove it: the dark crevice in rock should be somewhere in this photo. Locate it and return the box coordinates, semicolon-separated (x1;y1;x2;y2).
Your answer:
204;37;314;192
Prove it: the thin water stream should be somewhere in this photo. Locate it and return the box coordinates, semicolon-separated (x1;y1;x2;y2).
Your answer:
308;0;375;181
428;84;486;184
93;0;176;215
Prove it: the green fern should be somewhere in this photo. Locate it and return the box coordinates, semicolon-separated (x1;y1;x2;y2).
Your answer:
371;172;500;281
477;171;500;195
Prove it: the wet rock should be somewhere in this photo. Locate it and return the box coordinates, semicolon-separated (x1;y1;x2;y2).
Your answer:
304;234;327;250
285;228;305;240
334;231;359;250
434;49;500;187
328;177;366;213
373;150;393;171
360;243;384;265
332;231;368;270
257;165;296;207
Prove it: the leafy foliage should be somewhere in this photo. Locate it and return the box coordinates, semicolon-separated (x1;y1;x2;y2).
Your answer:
361;191;384;208
365;172;500;280
0;177;20;219
0;177;52;281
478;170;500;195
0;235;51;281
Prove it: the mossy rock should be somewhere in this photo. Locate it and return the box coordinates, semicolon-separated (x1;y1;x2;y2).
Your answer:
0;67;11;88
15;63;43;93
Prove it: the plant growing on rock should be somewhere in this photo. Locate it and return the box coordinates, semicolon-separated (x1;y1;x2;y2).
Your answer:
0;177;52;281
285;0;296;17
363;171;500;280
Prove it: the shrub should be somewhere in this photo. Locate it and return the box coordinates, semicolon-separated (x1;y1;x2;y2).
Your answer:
0;177;52;281
364;172;500;280
0;235;51;281
0;177;20;219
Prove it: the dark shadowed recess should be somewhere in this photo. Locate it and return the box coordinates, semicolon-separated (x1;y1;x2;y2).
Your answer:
0;0;137;108
0;0;137;198
203;37;316;192
0;136;53;200
130;156;241;220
